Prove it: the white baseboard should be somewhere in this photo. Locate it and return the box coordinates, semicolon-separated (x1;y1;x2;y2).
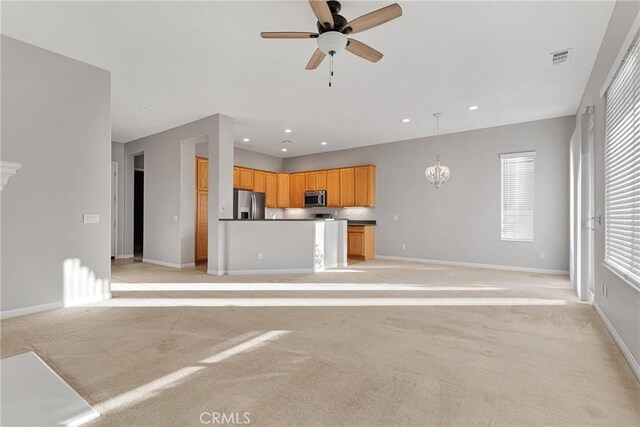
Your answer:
211;268;314;276
593;302;640;382
115;254;133;259
0;301;63;320
64;292;112;307
180;262;196;269
375;255;569;275
142;258;181;269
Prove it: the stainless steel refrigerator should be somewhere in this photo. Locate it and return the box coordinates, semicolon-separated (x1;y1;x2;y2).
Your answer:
233;190;266;219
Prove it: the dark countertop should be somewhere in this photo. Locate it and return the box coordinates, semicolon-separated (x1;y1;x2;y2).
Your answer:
219;218;347;222
347;220;377;226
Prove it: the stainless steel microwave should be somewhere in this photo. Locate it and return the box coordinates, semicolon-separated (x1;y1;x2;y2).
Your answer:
304;190;326;207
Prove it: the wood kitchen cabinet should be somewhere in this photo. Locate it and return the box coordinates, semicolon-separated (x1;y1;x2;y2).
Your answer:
326;169;340;206
315;170;327;190
232;164;375;208
354;165;376;207
253;170;266;193
305;172;316;191
277;173;290;207
339;168;355;207
196;157;209;261
233;167;239;189
290;173;306;208
197;157;208;191
347;225;375;260
239;168;254;190
265;172;277;208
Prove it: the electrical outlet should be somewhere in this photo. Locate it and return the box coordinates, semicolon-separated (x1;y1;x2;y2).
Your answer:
393;215;399;221
402;243;406;250
173;215;178;222
540;252;546;260
83;214;99;224
257;252;263;260
604;284;608;299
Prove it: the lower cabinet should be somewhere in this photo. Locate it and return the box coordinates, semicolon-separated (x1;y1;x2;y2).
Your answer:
347;226;375;260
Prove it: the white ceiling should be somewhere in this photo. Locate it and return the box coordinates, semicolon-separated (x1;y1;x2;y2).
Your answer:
2;1;614;158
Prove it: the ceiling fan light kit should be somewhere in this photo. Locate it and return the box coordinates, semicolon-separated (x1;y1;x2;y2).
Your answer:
317;31;347;55
261;0;402;86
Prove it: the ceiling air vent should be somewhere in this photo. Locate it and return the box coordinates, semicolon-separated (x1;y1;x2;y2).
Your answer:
551;49;571;66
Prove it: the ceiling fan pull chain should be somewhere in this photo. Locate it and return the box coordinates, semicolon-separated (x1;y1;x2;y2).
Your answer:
329;52;335;87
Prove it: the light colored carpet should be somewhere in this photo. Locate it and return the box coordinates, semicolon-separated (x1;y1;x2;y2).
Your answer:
1;259;638;426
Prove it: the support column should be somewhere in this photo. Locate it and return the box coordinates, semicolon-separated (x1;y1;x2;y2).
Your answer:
207;114;234;275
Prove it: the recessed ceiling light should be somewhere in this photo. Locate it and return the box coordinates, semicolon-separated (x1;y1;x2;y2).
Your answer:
321;141;328;145
243;138;250;142
402;118;411;123
284;129;292;133
281;148;288;152
469;105;479;111
139;106;150;112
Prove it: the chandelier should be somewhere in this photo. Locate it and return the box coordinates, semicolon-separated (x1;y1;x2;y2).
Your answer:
425;113;450;188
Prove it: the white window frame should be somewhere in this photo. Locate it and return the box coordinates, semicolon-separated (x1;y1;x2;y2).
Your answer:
602;29;640;290
500;151;536;243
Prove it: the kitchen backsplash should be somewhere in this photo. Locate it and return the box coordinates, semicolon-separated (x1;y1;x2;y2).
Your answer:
283;207;376;220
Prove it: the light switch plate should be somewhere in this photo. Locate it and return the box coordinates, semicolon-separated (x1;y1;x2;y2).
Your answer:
83;214;99;224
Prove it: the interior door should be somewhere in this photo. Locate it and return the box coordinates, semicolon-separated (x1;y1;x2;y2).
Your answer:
580;107;595;300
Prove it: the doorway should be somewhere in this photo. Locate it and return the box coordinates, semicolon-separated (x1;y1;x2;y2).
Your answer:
134;154;144;260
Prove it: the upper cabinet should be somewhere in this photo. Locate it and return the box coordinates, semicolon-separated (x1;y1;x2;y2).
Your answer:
354;165;376;207
253;170;266;193
233;167;239;189
239;168;254;190
339;168;355;207
326;169;340;206
305;172;316;191
290;173;305;208
232;164;375;208
265;173;277;208
277;173;290;207
316;170;327;190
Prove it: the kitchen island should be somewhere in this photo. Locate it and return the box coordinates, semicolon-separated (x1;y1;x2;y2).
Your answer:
219;219;347;275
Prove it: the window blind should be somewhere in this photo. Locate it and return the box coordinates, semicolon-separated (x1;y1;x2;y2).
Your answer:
604;35;640;287
500;152;536;242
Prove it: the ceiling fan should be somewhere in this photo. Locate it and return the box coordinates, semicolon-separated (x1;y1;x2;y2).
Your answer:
261;0;402;80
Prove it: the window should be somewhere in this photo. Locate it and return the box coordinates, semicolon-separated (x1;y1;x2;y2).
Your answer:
500;152;536;242
604;35;640;287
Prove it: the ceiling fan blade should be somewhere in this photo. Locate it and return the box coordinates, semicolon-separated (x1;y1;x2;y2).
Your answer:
343;3;402;34
346;39;383;63
306;49;326;70
261;32;318;39
308;0;334;28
